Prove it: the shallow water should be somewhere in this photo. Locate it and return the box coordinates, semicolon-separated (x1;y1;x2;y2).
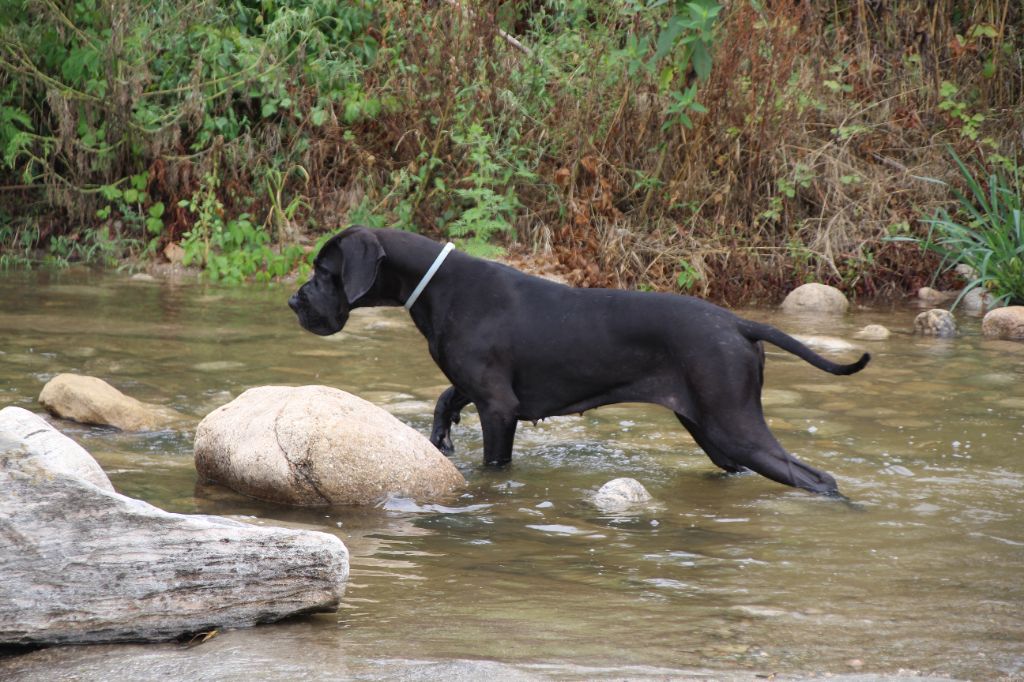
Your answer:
1;269;1022;680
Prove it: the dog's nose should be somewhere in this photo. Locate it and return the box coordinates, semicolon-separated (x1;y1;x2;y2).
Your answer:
288;293;299;312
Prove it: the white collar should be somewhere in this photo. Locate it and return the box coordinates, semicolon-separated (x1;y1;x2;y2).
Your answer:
404;242;455;311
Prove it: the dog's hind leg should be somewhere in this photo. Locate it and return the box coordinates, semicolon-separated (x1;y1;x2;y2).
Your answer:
429;386;471;456
674;413;750;474
683;413;838;495
714;421;838;494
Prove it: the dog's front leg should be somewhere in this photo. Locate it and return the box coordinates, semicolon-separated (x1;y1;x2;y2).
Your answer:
429;386;470;456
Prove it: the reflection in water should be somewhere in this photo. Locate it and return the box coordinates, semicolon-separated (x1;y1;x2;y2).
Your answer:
1;269;1022;679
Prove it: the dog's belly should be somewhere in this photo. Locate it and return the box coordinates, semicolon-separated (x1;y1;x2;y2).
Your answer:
511;360;692;421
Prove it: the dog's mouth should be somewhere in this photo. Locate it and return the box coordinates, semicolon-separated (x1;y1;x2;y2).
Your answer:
288;290;346;336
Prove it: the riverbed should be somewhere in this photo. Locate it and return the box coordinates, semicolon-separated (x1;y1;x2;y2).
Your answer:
1;269;1021;680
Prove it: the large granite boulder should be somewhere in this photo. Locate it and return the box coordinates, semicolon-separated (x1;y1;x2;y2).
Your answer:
0;406;349;646
780;283;849;314
38;373;183;431
194;385;466;506
982;306;1024;340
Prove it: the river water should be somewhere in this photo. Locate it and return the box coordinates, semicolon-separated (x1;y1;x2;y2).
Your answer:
0;269;1021;680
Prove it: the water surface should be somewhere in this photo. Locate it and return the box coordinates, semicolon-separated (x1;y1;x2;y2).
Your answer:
1;269;1021;680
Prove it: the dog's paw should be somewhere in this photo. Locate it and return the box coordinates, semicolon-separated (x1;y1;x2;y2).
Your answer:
430;433;455;457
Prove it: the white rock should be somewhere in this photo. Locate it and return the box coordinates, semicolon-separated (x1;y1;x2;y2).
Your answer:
0;407;113;491
194;385;466;506
592;477;653;511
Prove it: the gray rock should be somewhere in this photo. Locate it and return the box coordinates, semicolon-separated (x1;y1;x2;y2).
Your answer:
592;477;653;511
780;283;849;314
913;309;957;337
982;305;1024;340
194;385;466;507
0;406;349;646
38;373;184;431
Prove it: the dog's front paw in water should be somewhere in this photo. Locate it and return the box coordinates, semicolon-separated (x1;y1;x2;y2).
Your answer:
429;429;455;457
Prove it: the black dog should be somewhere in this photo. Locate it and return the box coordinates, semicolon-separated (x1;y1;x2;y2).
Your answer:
289;227;869;495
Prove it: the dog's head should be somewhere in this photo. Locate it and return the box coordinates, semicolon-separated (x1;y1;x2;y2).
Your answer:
288;227;385;336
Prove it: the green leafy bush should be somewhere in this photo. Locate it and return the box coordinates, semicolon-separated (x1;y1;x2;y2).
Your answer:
179;171;308;284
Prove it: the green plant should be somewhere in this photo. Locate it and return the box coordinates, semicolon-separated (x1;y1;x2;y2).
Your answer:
179;170;307;283
759;162;815;224
445;123;528;257
0;220;38;268
938;81;985;141
902;148;1023;308
96;171;165;256
675;258;702;291
263;164;310;242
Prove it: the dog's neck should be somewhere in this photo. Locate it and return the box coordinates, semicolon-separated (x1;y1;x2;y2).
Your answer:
370;231;457;339
404;242;455;311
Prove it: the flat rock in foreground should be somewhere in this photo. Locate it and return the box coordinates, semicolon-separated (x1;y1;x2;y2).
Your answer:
0;406;349;646
194;385;466;506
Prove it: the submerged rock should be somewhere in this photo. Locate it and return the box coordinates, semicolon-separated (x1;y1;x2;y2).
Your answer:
853;324;892;341
0;406;349;646
194;385;466;506
982;306;1024;340
793;335;857;352
592;477;653;511
914;309;957;337
38;373;183;431
780;283;849;314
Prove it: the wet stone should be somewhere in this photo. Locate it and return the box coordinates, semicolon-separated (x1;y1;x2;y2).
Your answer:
914;309;957;337
591;477;653;511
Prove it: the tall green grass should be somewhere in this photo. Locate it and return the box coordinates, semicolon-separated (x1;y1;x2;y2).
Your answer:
917;150;1023;309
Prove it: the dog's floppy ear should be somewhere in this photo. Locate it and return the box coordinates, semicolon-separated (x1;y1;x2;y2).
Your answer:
337;226;385;304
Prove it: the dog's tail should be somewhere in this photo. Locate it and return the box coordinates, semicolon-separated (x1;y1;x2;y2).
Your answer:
738;320;870;376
